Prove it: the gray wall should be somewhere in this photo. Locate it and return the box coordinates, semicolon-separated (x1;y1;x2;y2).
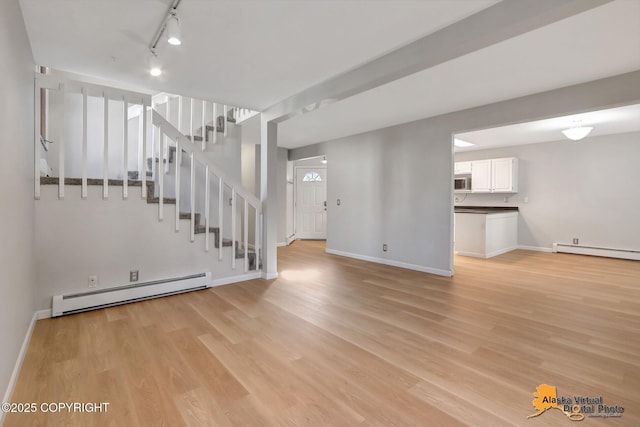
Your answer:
290;71;640;276
0;0;36;406
455;132;640;251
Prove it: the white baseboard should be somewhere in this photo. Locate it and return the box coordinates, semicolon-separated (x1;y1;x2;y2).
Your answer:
552;243;640;261
208;272;262;287
326;248;452;277
262;272;278;280
277;242;287;247
286;234;296;245
486;246;519;258
1;310;41;425
36;309;51;320
518;245;553;253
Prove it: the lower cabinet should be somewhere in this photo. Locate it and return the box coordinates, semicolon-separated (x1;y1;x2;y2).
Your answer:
455;212;518;258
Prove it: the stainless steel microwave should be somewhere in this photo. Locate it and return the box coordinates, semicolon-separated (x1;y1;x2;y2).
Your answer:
454;176;471;191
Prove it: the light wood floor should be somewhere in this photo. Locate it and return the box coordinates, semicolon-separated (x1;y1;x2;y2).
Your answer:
5;241;640;426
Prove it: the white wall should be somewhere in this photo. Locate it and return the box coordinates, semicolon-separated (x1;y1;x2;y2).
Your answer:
0;0;36;408
290;71;640;276
34;185;244;310
455;132;640;251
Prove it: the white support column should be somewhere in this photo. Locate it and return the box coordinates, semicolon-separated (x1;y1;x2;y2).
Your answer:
34;81;41;199
260;115;278;279
103;94;109;199
190;153;195;242
58;83;65;200
123;97;128;199
141;100;147;199
81;88;88;199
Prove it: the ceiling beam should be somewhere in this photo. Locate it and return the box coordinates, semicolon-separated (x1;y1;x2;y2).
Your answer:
264;0;613;123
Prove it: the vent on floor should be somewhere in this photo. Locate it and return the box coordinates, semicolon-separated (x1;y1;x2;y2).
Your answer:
52;273;211;317
552;244;640;261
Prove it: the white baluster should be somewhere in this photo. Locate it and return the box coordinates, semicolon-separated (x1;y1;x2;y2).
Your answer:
218;177;223;261
205;165;210;251
159;124;164;221
81;88;88;199
255;207;260;271
190;152;195;242
34;82;41;199
142;100;147;199
223;104;228;137
244;199;249;272
178;95;183;133
175;138;181;232
203;100;207;151
123;96;128;199
190;98;194;144
58;83;65;200
103;94;109;199
231;187;236;269
213;103;218;144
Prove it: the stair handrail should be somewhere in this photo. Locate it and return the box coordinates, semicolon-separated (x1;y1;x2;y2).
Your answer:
151;110;261;209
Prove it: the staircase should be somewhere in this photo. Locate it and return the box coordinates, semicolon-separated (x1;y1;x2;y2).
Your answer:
40;176;257;269
34;74;262;296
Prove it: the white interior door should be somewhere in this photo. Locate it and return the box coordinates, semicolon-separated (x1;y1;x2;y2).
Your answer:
296;167;327;239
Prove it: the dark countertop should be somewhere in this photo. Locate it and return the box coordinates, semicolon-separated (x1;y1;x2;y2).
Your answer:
454;206;519;214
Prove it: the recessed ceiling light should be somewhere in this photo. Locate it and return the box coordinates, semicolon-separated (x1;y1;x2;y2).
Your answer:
150;67;162;77
454;138;474;147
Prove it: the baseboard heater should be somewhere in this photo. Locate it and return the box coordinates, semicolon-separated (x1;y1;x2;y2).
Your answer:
553;243;640;261
52;272;211;317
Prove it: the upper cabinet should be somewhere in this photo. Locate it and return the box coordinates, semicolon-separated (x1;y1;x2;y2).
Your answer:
454;161;472;175
491;157;518;193
471;159;492;192
455;157;518;193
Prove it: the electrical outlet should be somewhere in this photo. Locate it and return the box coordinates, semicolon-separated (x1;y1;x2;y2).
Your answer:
130;270;139;282
88;275;98;288
383;244;388;252
336;199;341;206
573;238;579;245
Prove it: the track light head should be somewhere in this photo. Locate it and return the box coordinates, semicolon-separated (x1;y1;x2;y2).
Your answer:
166;14;181;46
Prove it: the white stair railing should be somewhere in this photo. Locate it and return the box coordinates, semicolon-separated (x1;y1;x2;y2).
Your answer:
34;75;262;274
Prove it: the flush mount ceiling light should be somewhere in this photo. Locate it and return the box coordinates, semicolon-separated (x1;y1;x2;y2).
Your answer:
149;0;183;55
454;138;475;147
562;121;593;141
321;156;327;164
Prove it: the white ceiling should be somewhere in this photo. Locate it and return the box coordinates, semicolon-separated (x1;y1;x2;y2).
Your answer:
454;104;640;151
19;0;640;150
19;0;496;110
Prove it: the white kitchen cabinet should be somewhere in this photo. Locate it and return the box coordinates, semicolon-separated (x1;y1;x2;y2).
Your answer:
455;211;518;258
471;157;518;193
471;159;492;192
454;161;472;175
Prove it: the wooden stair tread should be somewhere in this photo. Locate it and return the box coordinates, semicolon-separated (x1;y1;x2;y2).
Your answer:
41;177;143;187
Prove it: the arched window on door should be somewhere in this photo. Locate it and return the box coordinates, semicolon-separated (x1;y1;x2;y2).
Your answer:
302;171;323;182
